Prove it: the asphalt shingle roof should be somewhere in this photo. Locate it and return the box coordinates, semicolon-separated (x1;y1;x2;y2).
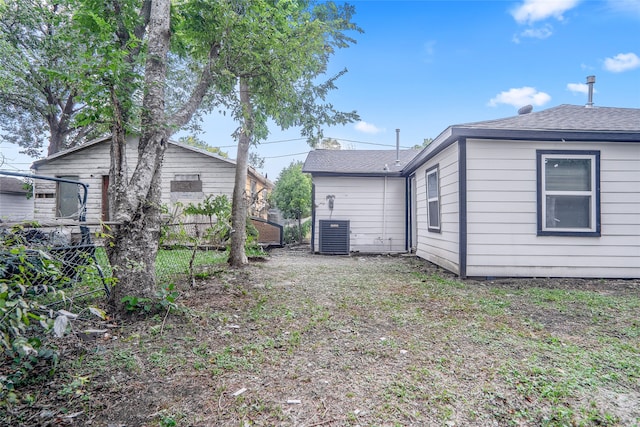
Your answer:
0;177;28;194
303;149;421;174
457;104;640;132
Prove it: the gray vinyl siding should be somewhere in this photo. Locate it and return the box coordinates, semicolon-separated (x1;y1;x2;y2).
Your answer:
312;176;407;253
465;139;640;278
414;142;460;274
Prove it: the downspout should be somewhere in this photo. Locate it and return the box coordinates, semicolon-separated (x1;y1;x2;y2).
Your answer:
310;182;316;253
382;175;387;247
458;138;467;278
405;176;411;252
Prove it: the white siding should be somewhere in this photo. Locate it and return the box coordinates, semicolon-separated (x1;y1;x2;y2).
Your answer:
413;143;460;274
33;137;238;224
34;139;111;222
465;139;640;278
0;194;34;221
312;176;407;253
161;143;236;205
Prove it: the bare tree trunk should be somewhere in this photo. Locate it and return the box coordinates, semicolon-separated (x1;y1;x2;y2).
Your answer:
228;77;253;267
47;127;64;156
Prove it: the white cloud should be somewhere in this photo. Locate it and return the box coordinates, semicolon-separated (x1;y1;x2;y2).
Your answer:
511;0;580;24
354;121;384;134
567;82;594;95
488;87;551;108
512;24;553;43
603;52;640;73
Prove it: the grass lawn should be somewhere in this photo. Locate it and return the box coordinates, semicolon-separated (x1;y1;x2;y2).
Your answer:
2;249;638;426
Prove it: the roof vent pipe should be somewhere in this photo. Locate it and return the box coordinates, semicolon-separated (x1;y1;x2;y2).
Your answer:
586;75;596;108
395;129;400;165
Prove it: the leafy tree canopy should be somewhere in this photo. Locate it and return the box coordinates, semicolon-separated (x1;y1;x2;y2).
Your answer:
0;0;104;156
271;161;312;220
178;135;228;158
317;137;342;149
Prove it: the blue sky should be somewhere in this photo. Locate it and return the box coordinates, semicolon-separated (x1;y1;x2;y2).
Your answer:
195;0;640;180
1;0;639;180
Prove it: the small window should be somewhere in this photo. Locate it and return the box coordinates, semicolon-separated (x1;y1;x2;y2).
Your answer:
170;173;202;193
57;176;80;218
426;165;440;232
537;151;600;236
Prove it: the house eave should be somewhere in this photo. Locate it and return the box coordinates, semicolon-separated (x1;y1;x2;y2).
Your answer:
402;127;640;175
308;171;405;178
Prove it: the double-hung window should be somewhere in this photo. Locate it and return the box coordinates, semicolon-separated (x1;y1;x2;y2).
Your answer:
426;165;441;232
537;150;600;236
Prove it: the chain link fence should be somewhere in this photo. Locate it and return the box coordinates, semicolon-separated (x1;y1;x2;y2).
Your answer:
156;222;229;283
0;224;112;302
0;221;229;299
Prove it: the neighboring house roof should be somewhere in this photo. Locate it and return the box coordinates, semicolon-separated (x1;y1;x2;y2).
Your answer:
31;135;271;186
303;149;421;176
405;104;640;174
0;177;28;195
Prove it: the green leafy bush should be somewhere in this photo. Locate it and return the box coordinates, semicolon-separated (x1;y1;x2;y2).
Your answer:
284;221;310;244
0;240;62;402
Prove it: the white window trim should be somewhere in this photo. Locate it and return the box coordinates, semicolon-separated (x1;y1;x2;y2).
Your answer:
426;165;441;232
538;151;600;236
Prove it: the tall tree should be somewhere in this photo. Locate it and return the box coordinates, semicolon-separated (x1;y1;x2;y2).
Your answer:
176;0;361;266
71;0;223;311
69;0;360;309
0;0;99;156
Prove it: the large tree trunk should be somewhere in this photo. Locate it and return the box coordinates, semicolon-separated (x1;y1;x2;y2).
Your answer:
106;0;171;311
107;141;165;307
104;0;218;310
228;78;253;267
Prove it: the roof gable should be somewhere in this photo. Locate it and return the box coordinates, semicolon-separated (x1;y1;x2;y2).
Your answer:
31;135;273;186
32;136;237;168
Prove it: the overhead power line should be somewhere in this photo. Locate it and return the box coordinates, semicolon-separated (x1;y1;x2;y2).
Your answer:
263;151;310;159
212;136;413;150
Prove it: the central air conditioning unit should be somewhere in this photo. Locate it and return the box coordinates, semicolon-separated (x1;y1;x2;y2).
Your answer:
319;220;350;255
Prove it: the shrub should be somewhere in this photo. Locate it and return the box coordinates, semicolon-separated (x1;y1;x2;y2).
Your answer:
0;242;61;402
284;221;310;244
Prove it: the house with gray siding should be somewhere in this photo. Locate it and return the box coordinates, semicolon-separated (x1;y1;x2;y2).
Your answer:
303;149;420;254
303;104;640;279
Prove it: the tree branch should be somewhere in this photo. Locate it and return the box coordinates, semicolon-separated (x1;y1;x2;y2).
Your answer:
166;43;220;131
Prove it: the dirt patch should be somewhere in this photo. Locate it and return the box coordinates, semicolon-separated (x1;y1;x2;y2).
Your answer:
4;247;639;427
